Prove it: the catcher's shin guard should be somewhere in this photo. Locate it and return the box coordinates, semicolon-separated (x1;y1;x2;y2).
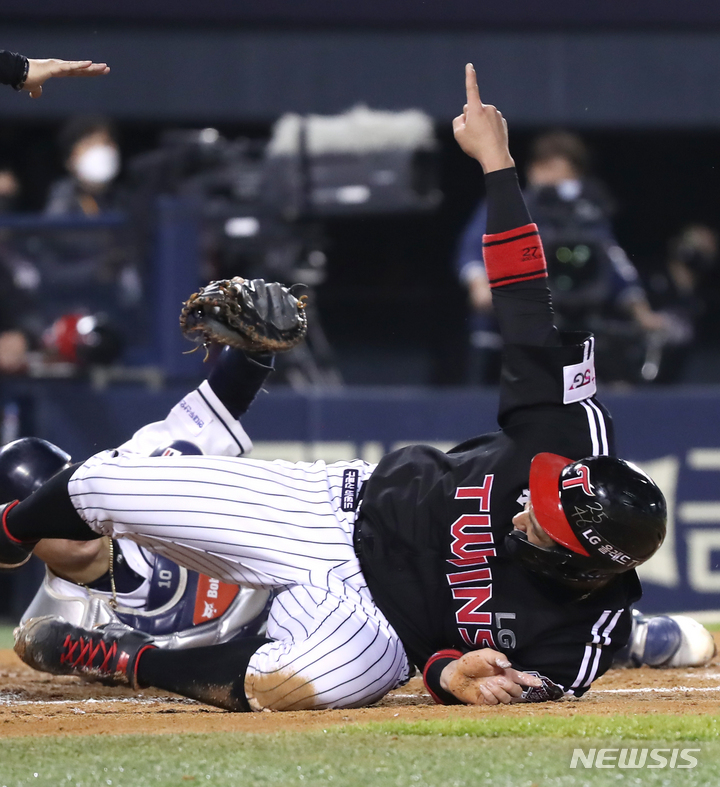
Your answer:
14;616;155;688
0;501;35;570
613;611;716;668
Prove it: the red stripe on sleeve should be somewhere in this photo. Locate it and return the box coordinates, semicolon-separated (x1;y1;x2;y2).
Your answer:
482;223;547;288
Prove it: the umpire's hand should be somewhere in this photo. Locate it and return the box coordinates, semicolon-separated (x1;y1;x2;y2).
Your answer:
23;59;110;98
440;648;542;705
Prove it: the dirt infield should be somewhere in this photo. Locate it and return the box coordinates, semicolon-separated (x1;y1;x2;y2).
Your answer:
1;634;719;739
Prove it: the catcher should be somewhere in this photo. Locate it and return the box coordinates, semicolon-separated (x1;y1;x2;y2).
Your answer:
0;66;710;712
5;279;307;650
7;339;280;650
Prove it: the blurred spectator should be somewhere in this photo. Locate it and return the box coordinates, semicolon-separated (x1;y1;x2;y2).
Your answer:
0;154;134;375
46;116;122;216
456;130;665;384
0;169;19;213
0;167;40;374
40;117;141;351
643;225;719;383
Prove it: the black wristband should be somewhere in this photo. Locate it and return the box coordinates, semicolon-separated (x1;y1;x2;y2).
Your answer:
0;50;28;89
422;650;465;705
13;56;29;91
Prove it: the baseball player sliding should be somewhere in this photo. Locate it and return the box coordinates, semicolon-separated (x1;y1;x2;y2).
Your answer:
2;65;675;710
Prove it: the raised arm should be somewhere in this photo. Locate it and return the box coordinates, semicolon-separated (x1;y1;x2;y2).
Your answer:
423;68;568;707
454;63;557;348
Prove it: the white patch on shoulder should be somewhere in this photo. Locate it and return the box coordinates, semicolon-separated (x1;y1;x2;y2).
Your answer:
563;356;596;404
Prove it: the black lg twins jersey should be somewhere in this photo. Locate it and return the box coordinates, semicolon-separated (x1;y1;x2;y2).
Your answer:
356;334;640;696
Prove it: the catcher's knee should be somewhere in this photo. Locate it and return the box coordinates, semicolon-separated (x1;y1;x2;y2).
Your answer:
244;650;405;712
244;664;323;712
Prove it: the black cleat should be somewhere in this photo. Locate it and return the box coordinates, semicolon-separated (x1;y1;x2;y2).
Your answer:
14;616;155;688
0;501;34;570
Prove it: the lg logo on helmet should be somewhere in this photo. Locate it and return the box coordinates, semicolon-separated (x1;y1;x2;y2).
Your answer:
562;465;594;497
580;525;639;568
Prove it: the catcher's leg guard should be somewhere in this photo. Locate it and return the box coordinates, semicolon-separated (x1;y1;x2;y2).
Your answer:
0;501;34;570
654;615;717;667
614;611;716;668
14;616;155;687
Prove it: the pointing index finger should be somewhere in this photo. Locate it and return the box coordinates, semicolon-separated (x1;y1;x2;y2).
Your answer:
465;63;482;108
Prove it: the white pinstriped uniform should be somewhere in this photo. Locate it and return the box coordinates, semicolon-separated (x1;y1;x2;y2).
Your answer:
67;381;410;711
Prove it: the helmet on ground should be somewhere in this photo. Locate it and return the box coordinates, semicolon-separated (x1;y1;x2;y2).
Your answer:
0;437;72;503
506;453;666;593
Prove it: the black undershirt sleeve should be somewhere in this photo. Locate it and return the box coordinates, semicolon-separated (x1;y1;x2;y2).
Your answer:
484;167;532;234
484;167;559;348
207;347;274;419
0;50;28;88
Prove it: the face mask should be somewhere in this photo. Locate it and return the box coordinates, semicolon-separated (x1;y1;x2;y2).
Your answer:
74;144;120;186
556;179;582;201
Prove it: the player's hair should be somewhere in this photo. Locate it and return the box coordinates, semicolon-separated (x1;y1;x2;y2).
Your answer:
58;115;119;162
528;131;589;177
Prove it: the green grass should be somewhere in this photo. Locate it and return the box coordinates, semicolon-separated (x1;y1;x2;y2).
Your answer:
1;719;719;787
0;624;14;650
2;618;720;786
351;714;720;740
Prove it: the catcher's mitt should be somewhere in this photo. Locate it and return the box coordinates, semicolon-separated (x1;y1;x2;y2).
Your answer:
180;277;307;354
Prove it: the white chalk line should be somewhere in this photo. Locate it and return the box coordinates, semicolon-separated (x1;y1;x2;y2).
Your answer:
0;695;199;707
594;685;720;695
